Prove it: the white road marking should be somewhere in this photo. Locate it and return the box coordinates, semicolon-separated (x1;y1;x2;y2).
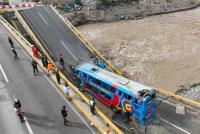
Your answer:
60;41;78;62
160;117;191;134
0;64;9;83
24;117;34;134
37;12;49;26
44;75;96;134
157;98;176;107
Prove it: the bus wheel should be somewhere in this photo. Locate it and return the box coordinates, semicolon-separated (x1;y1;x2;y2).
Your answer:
111;105;119;113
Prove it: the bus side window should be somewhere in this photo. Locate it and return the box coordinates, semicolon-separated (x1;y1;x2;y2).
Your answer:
100;91;111;100
95;79;101;86
118;91;122;96
127;95;132;101
111;87;115;93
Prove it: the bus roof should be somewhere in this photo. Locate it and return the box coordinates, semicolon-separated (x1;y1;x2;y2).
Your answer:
76;63;154;96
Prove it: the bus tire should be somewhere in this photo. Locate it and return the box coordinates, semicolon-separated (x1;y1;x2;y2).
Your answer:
111;105;119;113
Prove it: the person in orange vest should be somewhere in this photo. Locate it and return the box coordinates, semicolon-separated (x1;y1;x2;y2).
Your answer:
47;62;55;75
32;46;40;59
106;123;111;134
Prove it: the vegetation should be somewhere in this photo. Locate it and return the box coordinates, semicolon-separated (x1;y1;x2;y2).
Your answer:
99;0;140;6
74;0;82;5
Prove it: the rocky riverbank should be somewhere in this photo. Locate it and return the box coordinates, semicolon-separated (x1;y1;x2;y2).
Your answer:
59;0;200;25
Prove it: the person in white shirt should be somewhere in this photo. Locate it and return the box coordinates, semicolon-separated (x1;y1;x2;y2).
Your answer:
64;83;71;101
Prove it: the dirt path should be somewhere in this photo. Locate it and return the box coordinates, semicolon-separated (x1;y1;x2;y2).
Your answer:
78;7;200;92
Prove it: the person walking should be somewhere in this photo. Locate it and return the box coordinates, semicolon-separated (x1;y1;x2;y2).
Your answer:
31;60;38;76
89;97;95;115
64;83;71;101
8;36;14;48
55;69;61;84
41;55;48;68
59;53;65;69
11;47;18;59
61;105;68;125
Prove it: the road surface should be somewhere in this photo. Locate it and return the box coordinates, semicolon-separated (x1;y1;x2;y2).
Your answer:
0;25;95;134
20;6;92;67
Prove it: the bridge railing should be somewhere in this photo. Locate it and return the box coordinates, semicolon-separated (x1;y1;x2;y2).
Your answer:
50;6;200;111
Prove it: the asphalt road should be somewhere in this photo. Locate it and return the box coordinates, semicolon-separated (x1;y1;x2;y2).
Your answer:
20;6;92;66
0;25;95;134
16;5;200;134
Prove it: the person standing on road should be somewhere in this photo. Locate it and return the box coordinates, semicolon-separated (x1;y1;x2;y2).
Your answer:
47;62;55;75
59;53;65;69
64;83;71;101
11;47;18;59
41;55;48;69
89;97;95;115
31;60;38;76
61;105;68;125
8;36;14;48
55;69;61;84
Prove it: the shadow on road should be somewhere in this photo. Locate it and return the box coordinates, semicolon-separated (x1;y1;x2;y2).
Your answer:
24;112;56;129
65;120;89;129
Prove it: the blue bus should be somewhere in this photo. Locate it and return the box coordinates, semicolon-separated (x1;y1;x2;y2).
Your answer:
74;63;157;126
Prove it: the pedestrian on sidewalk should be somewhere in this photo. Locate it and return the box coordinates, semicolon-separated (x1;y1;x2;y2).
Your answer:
32;46;40;59
47;62;55;75
105;123;111;134
31;60;38;76
11;47;18;59
55;69;61;84
59;53;65;69
64;83;71;101
8;36;14;48
61;105;68;125
89;97;95;115
40;55;48;69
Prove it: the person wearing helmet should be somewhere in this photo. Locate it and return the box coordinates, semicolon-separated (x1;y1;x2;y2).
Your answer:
61;105;68;125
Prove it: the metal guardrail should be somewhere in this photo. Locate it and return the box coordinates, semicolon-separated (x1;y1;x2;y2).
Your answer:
7;8;124;134
50;6;200;111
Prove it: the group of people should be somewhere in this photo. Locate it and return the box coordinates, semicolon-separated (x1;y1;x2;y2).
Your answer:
9;37;111;133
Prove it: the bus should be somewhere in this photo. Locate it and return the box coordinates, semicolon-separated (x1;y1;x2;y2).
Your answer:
74;63;157;126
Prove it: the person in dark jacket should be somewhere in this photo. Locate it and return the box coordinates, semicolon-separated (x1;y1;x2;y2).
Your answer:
31;60;38;76
40;55;48;69
8;36;14;48
55;69;61;84
61;105;68;125
11;47;18;59
59;53;65;69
